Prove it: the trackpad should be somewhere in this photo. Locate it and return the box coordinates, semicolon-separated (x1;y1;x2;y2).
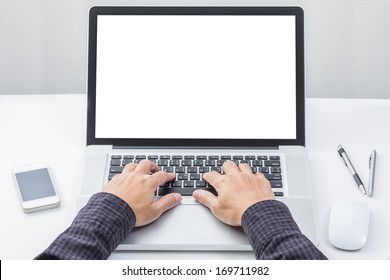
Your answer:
159;204;229;241
122;204;247;246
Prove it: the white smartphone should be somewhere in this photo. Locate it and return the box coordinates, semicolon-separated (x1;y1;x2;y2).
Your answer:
12;163;60;213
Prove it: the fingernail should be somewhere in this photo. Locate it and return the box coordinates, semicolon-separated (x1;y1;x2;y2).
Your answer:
192;190;199;200
174;193;182;204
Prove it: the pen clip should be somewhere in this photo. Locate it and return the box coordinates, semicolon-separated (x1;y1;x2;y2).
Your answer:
337;146;348;166
369;154;372;169
339;152;348;166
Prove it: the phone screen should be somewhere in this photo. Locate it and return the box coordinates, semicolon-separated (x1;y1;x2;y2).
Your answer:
15;168;56;201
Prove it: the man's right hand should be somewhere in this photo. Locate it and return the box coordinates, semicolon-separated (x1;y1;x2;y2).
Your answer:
193;161;275;226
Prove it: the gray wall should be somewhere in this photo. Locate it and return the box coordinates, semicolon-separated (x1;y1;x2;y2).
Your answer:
1;0;389;98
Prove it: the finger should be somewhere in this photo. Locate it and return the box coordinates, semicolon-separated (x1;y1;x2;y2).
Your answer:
255;171;268;181
238;163;252;175
123;162;137;173
222;160;240;175
153;193;182;216
193;190;218;210
134;159;159;174
202;171;221;190
149;171;176;189
255;172;271;185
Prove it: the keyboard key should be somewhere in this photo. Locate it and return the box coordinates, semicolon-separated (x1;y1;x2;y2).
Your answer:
221;156;231;160
182;160;192;166
190;174;201;180
208;156;219;160
122;159;133;166
158;186;218;196
271;167;282;173
147;155;158;160
274;192;284;197
184;155;195;159
169;160;180;166
205;160;215;166
270;156;280;160
158;159;169;166
123;155;134;159
175;167;185;173
199;167;210;173
135;155;146;159
233;156;243;160
195;181;206;187
195;155;206;160
264;160;281;167
259;167;269;173
265;174;282;180
110;159;121;166
253;160;263;166
109;166;124;173
257;156;268;160
187;167;198;173
172;155;183;159
271;181;283;188
178;174;188;180
245;156;256;160
171;181;182;187
111;155;122;159
158;187;195;196
160;155;171;159
193;160;204;166
184;181;194;187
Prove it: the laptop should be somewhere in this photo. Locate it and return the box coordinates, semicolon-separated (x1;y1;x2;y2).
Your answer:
78;6;319;251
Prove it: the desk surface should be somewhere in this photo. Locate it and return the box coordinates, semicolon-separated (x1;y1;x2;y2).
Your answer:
0;94;389;260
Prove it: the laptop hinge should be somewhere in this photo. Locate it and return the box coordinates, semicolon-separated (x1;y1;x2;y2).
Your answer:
113;146;279;150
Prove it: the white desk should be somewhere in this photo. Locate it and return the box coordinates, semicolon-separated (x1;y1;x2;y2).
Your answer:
0;94;389;260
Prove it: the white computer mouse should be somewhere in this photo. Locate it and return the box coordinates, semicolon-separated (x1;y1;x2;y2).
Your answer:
329;201;370;250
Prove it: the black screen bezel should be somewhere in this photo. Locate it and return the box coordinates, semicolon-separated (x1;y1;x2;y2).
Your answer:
87;6;305;147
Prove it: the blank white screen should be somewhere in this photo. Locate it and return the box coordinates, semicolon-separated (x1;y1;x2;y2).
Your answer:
95;15;296;139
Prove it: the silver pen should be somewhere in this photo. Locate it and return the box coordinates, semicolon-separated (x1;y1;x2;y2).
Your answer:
337;145;367;195
367;150;377;197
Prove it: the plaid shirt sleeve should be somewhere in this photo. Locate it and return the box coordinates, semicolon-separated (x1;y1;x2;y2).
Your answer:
35;194;326;260
241;199;327;260
34;192;135;260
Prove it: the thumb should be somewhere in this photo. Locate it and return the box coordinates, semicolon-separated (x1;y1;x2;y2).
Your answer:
153;193;182;216
193;190;218;211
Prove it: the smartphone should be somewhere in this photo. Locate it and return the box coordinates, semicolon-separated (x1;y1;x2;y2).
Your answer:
12;163;60;213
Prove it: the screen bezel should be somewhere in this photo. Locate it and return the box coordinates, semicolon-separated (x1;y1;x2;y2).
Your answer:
87;6;305;147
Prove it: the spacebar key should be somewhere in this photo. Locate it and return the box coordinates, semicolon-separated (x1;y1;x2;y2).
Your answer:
158;187;195;196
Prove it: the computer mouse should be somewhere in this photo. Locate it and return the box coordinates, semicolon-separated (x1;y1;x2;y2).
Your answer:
329;201;370;250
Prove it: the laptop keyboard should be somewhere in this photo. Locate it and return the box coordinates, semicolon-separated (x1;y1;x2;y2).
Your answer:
108;154;284;197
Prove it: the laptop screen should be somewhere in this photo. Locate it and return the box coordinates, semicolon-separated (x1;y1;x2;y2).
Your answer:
87;7;305;147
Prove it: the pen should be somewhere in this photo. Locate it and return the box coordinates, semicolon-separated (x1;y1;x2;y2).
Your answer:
337;145;367;195
367;150;376;197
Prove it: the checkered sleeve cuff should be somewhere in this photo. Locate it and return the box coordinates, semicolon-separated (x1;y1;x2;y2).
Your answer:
35;192;135;259
241;200;327;260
